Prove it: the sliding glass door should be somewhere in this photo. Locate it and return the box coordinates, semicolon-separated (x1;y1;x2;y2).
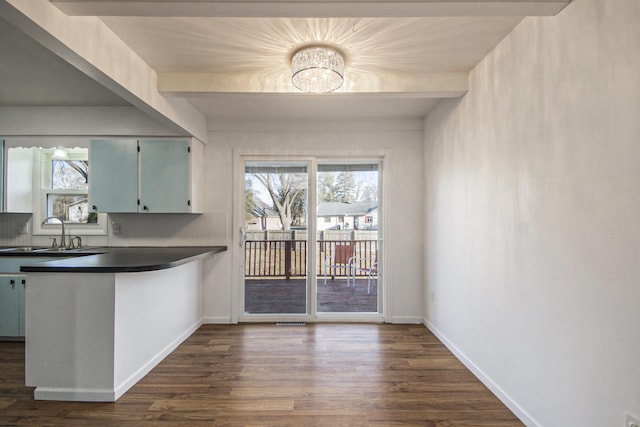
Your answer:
243;161;309;316
240;157;382;321
316;162;380;314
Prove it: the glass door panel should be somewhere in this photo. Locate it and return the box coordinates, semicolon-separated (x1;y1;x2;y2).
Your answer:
243;161;308;315
316;162;380;313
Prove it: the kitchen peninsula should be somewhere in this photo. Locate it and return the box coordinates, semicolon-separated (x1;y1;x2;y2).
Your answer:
18;246;226;402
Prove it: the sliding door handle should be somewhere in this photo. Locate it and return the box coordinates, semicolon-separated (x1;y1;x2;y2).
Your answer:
240;228;246;247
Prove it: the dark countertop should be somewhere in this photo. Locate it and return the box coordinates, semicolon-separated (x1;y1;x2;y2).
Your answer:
18;246;226;273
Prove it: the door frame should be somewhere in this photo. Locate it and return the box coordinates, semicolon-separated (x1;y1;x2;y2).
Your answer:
239;156;316;323
231;149;386;324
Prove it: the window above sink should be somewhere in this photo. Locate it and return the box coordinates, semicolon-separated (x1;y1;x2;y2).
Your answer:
4;138;108;236
41;147;96;225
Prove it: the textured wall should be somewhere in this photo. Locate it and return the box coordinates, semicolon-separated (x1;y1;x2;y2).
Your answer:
424;0;640;425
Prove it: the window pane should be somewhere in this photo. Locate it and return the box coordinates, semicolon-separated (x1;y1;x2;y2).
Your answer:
51;160;88;190
317;161;380;314
244;161;309;315
46;194;97;224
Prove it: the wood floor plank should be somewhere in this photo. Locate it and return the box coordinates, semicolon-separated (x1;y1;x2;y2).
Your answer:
0;324;523;426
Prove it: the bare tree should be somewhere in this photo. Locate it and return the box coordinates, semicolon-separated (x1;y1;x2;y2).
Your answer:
52;160;88;189
245;180;264;220
50;160;97;223
355;179;378;202
253;173;305;230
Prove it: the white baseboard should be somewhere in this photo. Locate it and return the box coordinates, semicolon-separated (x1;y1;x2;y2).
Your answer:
34;320;203;402
423;319;539;427
34;387;116;402
390;316;423;324
203;316;233;324
114;319;203;400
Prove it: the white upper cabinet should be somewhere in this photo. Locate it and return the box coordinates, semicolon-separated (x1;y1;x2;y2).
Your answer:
4;147;34;213
89;138;202;214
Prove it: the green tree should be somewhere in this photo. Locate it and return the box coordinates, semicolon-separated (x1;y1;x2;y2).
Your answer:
318;172;337;202
335;171;356;202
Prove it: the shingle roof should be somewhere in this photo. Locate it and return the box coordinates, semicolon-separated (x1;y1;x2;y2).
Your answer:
316;201;377;217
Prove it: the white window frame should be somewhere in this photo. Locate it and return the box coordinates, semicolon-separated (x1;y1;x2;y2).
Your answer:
234;151;385;324
32;148;107;237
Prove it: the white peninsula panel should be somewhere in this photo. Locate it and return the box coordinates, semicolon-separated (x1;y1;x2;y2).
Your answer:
25;260;203;402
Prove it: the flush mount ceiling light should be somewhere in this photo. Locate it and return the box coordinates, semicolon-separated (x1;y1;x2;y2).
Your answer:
291;46;344;93
52;147;68;160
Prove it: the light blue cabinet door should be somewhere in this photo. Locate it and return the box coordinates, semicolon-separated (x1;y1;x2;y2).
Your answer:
0;277;20;337
139;140;190;213
89;139;139;212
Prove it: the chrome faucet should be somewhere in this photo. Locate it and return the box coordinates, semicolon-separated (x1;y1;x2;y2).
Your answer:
41;216;66;248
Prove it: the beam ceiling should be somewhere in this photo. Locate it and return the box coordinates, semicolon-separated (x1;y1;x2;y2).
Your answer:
4;0;573;121
52;1;571;18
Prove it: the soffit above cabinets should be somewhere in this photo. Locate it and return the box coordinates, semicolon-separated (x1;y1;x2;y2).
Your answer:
0;16;130;107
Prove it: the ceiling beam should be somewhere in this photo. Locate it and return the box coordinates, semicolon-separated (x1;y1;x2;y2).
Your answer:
157;71;469;97
1;0;208;142
0;107;183;137
51;1;571;18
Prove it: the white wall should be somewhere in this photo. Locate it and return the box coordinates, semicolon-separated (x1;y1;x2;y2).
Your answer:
203;118;425;324
423;0;640;426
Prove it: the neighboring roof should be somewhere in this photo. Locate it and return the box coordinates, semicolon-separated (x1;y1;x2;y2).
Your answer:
249;199;280;217
249;207;279;218
248;200;377;219
317;201;377;217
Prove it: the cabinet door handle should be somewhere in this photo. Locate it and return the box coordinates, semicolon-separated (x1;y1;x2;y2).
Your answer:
92;205;98;211
10;279;15;289
143;205;149;211
21;279;26;286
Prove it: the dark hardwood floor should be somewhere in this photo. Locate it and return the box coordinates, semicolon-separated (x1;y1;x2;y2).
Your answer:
0;324;523;426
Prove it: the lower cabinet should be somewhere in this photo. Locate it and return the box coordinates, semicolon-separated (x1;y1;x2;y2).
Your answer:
0;275;26;338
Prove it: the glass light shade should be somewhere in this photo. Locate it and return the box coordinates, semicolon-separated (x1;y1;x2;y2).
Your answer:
52;147;68;160
292;47;344;93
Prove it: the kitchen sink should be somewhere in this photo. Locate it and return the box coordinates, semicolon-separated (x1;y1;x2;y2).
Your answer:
0;246;105;255
0;246;48;252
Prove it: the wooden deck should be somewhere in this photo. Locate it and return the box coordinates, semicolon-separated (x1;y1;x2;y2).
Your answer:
245;278;378;314
0;324;523;426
